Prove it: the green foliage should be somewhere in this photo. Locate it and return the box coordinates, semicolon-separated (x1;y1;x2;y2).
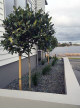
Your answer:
42;65;51;75
32;73;38;86
49;56;52;60
1;5;40;55
37;11;58;52
52;60;55;66
1;4;57;57
41;60;45;65
52;56;58;66
54;56;58;61
50;37;58;51
58;43;70;47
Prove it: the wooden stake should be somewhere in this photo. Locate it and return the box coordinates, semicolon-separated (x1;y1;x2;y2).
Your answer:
19;55;22;90
28;53;31;90
48;54;49;64
47;50;49;64
42;50;43;60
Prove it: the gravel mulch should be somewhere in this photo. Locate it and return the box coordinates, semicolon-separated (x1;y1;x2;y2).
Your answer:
5;59;65;94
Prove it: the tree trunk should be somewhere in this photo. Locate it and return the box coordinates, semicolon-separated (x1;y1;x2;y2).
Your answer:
36;46;38;70
28;53;31;90
47;50;49;64
36;46;38;66
19;53;22;90
48;53;49;64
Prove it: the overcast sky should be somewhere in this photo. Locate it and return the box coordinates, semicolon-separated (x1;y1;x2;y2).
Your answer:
45;0;80;43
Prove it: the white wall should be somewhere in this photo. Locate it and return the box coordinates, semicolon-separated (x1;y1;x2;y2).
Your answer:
0;0;4;34
31;0;35;12
37;0;45;12
4;0;14;17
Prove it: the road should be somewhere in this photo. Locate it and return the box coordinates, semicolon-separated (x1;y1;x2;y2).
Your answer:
69;59;80;85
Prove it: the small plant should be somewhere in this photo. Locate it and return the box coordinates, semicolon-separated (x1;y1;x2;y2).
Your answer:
52;56;58;66
49;56;52;60
52;60;55;66
41;60;45;65
32;73;38;86
54;56;58;61
42;65;51;75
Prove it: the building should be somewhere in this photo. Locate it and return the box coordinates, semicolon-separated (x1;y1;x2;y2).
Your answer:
0;0;47;88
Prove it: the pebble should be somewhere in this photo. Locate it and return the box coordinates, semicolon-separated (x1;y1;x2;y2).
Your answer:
5;59;65;94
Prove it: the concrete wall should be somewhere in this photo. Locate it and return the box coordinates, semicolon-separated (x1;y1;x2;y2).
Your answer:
0;55;37;88
0;57;80;108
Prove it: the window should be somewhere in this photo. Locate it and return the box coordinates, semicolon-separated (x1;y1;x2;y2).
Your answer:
5;0;14;17
5;0;33;18
17;0;26;9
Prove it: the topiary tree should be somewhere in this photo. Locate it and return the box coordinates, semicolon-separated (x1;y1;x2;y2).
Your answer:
1;5;39;90
47;36;58;64
37;12;57;63
20;6;43;90
1;6;28;90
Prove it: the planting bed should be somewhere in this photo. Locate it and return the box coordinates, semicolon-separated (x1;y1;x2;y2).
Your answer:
5;59;65;94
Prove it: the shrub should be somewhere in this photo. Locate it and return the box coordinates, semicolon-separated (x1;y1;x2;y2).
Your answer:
49;56;52;60
41;60;45;65
32;73;38;86
52;56;58;66
54;56;58;61
42;65;51;75
52;60;55;66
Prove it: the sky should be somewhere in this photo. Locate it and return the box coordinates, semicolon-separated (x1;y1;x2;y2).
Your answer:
45;0;80;43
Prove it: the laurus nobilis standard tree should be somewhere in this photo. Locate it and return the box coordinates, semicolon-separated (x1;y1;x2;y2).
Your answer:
37;12;58;63
47;36;58;63
22;6;41;89
1;5;38;90
35;11;51;60
1;6;27;90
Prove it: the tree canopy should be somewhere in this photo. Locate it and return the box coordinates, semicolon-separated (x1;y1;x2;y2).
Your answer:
36;11;57;52
1;5;40;55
